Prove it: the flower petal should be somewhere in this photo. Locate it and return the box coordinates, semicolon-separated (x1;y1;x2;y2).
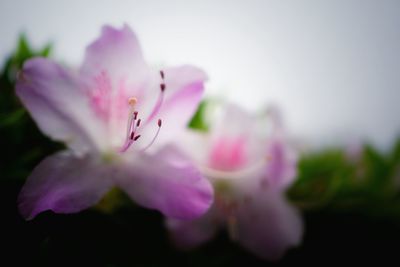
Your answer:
144;66;206;145
233;189;303;261
18;151;113;220
165;207;219;249
117;146;213;219
16;58;107;154
79;25;156;147
80;24;149;85
162;65;207;98
175;130;211;165
209;103;269;168
265;135;298;190
213;103;256;137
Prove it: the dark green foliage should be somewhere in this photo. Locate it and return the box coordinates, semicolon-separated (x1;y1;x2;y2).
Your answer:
0;35;61;181
288;143;400;218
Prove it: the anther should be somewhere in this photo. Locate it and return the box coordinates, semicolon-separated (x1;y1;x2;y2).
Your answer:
160;83;166;91
145;82;165;123
160;70;165;79
140;119;162;152
136;119;141;127
130;132;135;140
134;135;141;141
133;111;138;119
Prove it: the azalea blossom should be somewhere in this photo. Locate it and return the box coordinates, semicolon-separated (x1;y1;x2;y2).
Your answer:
16;25;213;220
166;104;303;260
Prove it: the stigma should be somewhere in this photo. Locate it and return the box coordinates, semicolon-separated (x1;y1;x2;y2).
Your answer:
128;97;137;106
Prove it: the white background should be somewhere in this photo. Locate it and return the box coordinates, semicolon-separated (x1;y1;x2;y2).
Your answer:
1;0;399;149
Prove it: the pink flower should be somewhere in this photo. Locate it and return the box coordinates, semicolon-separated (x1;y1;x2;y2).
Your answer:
166;104;303;260
16;25;213;220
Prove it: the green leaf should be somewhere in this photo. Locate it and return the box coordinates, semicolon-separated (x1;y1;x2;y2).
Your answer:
188;100;211;132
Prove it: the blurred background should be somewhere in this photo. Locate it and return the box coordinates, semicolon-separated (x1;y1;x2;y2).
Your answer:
1;0;400;266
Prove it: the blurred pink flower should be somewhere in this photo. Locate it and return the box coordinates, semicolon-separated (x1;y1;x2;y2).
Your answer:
16;25;213;220
166;104;303;260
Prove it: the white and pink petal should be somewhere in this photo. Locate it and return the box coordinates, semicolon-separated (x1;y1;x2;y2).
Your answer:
80;24;150;88
140;66;207;146
16;58;107;154
18;151;113;220
116;145;213;220
165;207;219;249
264;135;298;191
233;189;303;261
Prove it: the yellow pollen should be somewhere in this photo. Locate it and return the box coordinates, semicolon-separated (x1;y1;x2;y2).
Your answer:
128;97;138;106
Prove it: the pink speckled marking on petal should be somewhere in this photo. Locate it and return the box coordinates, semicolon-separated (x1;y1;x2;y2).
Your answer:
87;70;113;121
230;137;248;170
114;78;131;120
86;70;133;124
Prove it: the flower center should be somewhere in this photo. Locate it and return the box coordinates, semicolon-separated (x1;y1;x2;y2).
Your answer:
119;70;165;153
209;137;249;171
200;136;269;180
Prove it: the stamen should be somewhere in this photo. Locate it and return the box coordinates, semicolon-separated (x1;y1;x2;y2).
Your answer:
119;129;140;153
125;98;138;138
121;98;139;153
120;71;166;153
131;112;141;134
146;85;165;122
145;70;166;123
140;119;162;152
